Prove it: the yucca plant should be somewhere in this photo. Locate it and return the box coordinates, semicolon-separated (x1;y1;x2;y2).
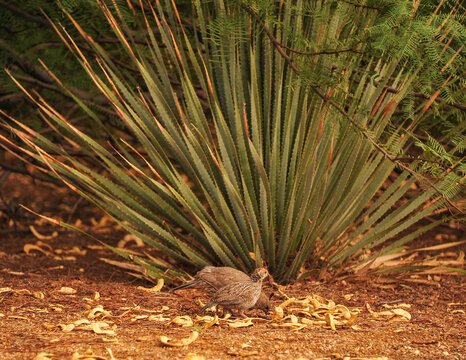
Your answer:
1;0;463;282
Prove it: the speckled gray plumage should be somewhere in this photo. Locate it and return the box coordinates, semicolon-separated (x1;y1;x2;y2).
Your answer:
173;266;271;314
200;267;269;317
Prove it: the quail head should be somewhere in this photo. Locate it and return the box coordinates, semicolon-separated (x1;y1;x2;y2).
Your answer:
172;266;270;314
200;267;269;318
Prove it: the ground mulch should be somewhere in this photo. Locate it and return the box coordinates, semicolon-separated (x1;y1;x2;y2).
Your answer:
0;174;464;360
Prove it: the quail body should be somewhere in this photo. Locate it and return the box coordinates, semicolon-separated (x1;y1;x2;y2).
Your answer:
173;266;271;314
200;267;269;318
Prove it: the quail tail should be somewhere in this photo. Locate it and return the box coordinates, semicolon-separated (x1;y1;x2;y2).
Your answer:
171;279;201;292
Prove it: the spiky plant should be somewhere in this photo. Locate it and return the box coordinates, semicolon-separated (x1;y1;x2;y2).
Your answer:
1;0;463;282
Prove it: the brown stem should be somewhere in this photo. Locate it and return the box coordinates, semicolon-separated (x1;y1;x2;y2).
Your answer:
0;2;53;28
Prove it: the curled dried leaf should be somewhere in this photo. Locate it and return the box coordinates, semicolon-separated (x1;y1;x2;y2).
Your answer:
160;331;199;347
283;314;299;324
226;318;253;328
227;350;259;356
308;298;321;310
15;289;31;296
74;319;91;326
58;323;75;332
102;337;118;343
325;313;336;331
203;314;219;328
33;353;55;360
24;244;50;256
29;225;57;240
42;323;56;330
148;314;170;322
137;278;164;292
87;305;111;319
90;322;115;335
33;291;45;299
392;308;411;321
279;298;297;309
172;315;194;327
118;234;144;248
271;306;284;321
334;304;351;319
301;318;325;325
57;287;77;295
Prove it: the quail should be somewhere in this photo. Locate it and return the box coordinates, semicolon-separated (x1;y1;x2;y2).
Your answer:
200;267;269;318
172;266;271;314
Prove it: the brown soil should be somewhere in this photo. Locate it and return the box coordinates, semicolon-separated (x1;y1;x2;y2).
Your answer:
0;174;464;360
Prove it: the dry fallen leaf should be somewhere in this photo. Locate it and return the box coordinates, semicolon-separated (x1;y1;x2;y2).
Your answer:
333;304;352;320
391;308;411;321
160;331;199;347
24;244;51;256
279;298;297;309
74;319;91;326
56;287;77;295
131;315;149;322
33;291;45;299
137;278;164;292
204;315;219;328
118;234;145;248
271;306;284;321
29;225;58;240
227;350;259;356
325;313;336;331
102;337;119;343
58;323;75;332
226;318;254;328
451;309;465;314
172;315;194;327
90;322;116;335
87;305;111;319
148;314;170;322
33;353;55;360
8;315;30;322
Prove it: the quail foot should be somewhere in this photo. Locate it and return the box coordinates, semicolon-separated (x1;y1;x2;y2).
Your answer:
173;266;271;314
200;267;269;318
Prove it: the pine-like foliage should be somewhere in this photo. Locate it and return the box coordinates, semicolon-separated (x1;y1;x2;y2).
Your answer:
0;0;464;281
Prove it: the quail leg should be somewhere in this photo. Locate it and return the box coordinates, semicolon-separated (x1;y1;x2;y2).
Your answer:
223;307;238;318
